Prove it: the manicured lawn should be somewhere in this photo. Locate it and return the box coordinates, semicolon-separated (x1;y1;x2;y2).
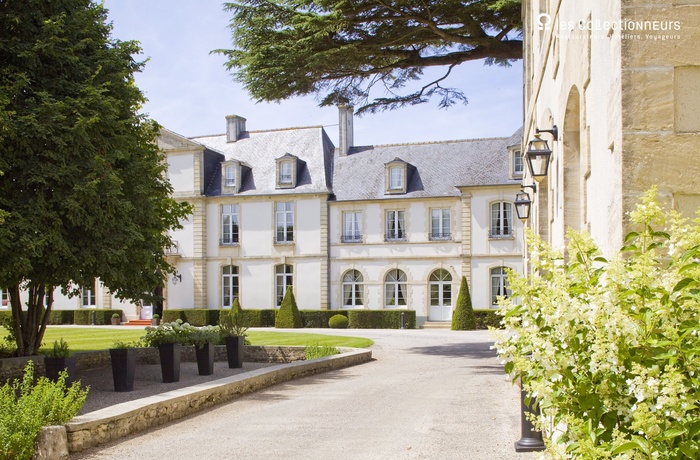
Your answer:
39;327;373;354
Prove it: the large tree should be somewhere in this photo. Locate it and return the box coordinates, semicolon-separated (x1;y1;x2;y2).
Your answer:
0;0;191;356
217;0;522;114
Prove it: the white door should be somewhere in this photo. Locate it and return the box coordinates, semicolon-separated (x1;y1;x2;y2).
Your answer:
140;301;153;320
428;270;452;321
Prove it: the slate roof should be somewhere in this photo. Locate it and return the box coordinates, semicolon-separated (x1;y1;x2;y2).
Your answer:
332;134;522;202
191;126;334;196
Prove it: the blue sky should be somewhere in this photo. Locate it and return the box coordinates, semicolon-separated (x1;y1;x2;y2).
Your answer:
103;0;523;147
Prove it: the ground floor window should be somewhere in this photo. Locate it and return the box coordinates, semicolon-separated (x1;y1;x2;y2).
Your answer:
222;265;239;308
429;269;452;307
384;269;407;308
275;264;293;306
490;267;510;306
82;286;95;308
342;270;363;307
0;290;7;308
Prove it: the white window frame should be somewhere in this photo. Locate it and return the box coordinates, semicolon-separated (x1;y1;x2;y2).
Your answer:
279;161;293;185
225;165;236;187
389;166;403;190
342;211;362;242
490;266;510;307
221;204;240;245
82;287;96;308
512;149;524;177
384;269;407;308
342;270;364;307
275;264;293;307
490;202;513;238
0;290;8;309
386;210;406;241
429;269;452;307
430;208;451;240
222;265;239;308
275;202;294;243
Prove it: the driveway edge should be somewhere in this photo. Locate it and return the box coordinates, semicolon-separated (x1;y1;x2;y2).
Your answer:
56;348;371;454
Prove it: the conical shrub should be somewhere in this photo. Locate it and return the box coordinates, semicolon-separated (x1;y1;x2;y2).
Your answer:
451;276;476;330
275;286;302;328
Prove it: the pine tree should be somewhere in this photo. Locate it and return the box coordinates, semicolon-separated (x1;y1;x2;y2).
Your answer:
452;276;476;330
275;286;302;329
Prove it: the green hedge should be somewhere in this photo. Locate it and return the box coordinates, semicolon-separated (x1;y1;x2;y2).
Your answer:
47;310;75;325
162;309;219;326
474;309;502;329
241;309;276;327
300;310;348;328
348;310;416;329
74;309;123;325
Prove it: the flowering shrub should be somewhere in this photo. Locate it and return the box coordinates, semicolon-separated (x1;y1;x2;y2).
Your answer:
142;319;191;346
494;188;700;458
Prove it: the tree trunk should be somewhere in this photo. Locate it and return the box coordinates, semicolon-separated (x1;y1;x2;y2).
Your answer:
10;282;53;356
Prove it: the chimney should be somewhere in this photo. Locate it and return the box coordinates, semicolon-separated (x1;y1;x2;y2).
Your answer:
225;115;247;142
338;105;354;156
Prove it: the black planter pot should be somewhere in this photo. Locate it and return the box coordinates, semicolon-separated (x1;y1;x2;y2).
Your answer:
195;343;215;375
110;348;137;392
157;343;181;383
44;356;77;386
225;336;244;369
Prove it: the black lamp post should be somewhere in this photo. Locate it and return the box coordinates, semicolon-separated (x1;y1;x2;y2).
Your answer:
525;134;552;180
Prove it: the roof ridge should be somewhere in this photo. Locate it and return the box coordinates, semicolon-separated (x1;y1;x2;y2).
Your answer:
190;125;323;140
352;136;510;149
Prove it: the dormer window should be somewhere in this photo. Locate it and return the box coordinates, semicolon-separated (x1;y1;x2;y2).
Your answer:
221;160;241;194
385;158;409;194
511;148;523;178
276;153;301;189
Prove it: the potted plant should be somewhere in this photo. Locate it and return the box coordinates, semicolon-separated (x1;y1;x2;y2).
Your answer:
220;298;248;368
142;320;188;383
111;312;121;326
151;313;161;326
43;338;77;386
109;340;142;392
187;325;220;376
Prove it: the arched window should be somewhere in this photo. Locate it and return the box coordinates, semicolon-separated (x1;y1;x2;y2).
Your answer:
275;264;293;306
384;269;407;308
429;269;452;308
222;265;239;308
490;202;513;237
342;270;364;307
490;267;510;306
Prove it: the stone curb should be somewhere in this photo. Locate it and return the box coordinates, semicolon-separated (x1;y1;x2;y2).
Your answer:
39;347;371;456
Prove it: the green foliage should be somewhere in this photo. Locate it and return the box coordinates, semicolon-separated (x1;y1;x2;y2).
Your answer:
494;188;700;458
45;339;70;358
142;320;191;347
328;314;349;329
242;309;276;327
474;309;502;330
451;276;476;330
220;298;249;337
162;309;218;326
0;0;191;356
111;313;121;319
300;310;347;328
0;361;88;460
304;343;339;360
186;325;221;348
347;310;415;329
111;339;143;349
47;310;75;325
216;0;522;114
275;287;302;328
73;310;124;325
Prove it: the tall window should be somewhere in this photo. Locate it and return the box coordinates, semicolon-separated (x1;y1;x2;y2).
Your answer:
279;161;293;185
225;165;236;187
342;270;364;307
389;166;403;190
490;202;513;237
384;269;407;308
343;211;362;242
82;287;95;308
386;210;406;241
513;150;524;177
275;202;294;243
490;267;510;306
222;265;239;308
0;290;7;308
430;208;451;240
275;264;293;306
429;269;452;307
221;204;239;244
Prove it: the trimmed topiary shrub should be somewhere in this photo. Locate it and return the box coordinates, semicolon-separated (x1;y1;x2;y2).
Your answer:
300;310;347;328
328;314;349;329
275;286;302;328
347;310;415;329
474;309;502;329
451;276;476;330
